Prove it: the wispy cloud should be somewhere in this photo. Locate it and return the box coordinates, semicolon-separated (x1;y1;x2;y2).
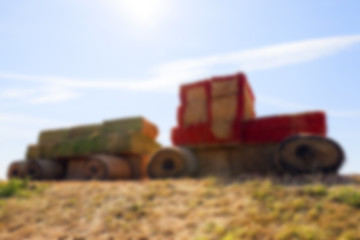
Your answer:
328;110;360;118
0;113;68;127
257;95;310;111
0;88;36;99
29;86;79;104
0;86;79;104
1;34;360;93
0;113;71;154
258;95;360;118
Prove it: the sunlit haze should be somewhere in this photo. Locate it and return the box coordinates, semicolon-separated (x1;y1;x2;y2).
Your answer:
0;1;360;179
110;0;173;29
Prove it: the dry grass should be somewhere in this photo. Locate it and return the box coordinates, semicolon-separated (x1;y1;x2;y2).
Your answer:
0;175;360;240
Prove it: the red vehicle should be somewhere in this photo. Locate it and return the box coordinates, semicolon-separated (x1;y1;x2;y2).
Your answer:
7;72;345;181
147;72;345;178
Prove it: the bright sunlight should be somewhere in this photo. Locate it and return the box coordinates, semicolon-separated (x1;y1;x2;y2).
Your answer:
114;0;172;28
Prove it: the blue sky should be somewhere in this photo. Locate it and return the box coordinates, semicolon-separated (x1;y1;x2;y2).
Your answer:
1;0;360;178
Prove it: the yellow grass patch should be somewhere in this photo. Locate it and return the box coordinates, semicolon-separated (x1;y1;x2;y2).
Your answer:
0;176;359;239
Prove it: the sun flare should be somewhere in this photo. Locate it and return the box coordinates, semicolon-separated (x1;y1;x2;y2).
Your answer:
114;0;172;28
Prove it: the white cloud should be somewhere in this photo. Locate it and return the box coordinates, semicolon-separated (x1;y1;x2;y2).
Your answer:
327;110;360;118
0;113;68;127
0;86;79;104
0;88;36;99
257;95;310;111
258;95;360;118
29;86;79;104
0;34;360;93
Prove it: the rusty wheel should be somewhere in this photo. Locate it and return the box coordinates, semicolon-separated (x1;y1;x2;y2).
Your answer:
147;147;198;179
85;155;131;180
7;161;28;179
27;159;64;180
276;135;344;174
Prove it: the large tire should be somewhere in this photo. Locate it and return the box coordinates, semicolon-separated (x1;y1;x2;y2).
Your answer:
85;155;131;180
147;147;198;179
27;159;64;180
65;158;89;180
275;135;344;174
7;161;28;179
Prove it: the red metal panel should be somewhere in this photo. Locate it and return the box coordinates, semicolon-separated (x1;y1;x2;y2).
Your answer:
171;124;215;145
175;72;257;146
243;112;327;144
171;121;244;146
171;127;186;145
176;105;184;127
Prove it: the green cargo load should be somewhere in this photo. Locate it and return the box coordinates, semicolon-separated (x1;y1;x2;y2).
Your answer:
34;132;160;159
19;116;161;180
26;145;40;160
38;129;69;145
68;124;102;139
37;116;158;146
103;117;158;139
96;133;161;155
39;143;58;159
28;116;161;160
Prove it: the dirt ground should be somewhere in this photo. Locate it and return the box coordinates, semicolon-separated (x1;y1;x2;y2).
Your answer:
0;176;360;240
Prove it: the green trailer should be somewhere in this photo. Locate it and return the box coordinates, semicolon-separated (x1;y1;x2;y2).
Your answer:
7;116;161;180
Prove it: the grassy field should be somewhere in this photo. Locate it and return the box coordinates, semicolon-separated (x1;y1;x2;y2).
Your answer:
0;176;360;240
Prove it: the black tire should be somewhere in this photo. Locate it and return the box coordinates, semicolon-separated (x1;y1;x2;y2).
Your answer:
7;161;28;179
147;147;198;179
27;159;64;180
85;155;131;180
275;135;345;174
